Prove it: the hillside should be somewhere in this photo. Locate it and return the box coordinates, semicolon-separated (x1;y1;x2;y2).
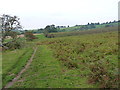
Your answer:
49;26;118;38
59;21;118;32
17;21;119;34
2;28;119;88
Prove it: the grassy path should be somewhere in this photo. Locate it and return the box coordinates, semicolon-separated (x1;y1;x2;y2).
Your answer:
2;31;118;88
12;45;62;88
4;47;38;88
12;45;95;88
2;47;34;87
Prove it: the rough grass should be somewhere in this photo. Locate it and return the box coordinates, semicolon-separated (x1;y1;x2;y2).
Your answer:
36;31;118;88
12;45;95;88
60;22;118;32
52;26;118;38
0;52;2;89
3;30;119;88
35;34;46;40
2;46;34;87
47;31;118;88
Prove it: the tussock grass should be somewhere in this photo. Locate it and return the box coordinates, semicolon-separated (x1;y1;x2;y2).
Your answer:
3;30;118;88
12;45;95;88
52;26;118;37
2;46;34;87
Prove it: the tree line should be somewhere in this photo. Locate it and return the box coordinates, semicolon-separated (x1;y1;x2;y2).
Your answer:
0;14;119;50
22;20;119;34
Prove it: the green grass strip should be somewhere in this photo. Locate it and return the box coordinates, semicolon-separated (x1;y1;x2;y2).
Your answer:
2;48;33;87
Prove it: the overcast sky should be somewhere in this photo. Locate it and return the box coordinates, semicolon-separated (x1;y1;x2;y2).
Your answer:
0;0;119;29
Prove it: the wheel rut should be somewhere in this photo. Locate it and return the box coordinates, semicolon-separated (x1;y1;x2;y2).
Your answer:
4;47;38;88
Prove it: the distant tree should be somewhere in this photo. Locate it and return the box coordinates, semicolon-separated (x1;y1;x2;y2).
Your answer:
75;25;80;26
113;20;116;23
38;28;43;31
94;22;99;25
90;23;94;25
97;22;100;25
109;21;112;24
94;22;100;25
33;28;43;33
44;25;50;35
106;22;108;24
25;30;28;32
44;24;57;36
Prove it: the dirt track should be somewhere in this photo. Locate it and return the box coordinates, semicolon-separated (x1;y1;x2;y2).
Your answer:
4;47;37;88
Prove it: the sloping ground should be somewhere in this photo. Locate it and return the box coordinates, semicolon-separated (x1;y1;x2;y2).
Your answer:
47;31;118;88
53;26;118;37
59;22;118;32
12;45;95;88
3;31;119;88
16;31;118;88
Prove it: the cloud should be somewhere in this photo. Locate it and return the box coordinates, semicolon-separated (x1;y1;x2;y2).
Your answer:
0;0;119;29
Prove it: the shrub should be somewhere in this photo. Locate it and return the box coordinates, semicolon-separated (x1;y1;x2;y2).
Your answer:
24;32;37;41
3;39;25;50
45;34;54;38
88;60;119;88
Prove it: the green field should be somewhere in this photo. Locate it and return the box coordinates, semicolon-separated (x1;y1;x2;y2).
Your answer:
2;27;119;88
59;22;118;32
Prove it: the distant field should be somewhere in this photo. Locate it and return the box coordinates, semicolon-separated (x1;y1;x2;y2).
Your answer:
35;34;46;40
60;22;118;32
52;26;118;37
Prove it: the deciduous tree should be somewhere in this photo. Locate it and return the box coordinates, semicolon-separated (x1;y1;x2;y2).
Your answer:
1;14;22;43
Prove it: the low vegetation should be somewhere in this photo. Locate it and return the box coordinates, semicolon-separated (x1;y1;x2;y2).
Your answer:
47;31;118;88
50;26;118;38
24;32;37;41
4;30;118;88
22;21;119;34
1;14;119;88
2;45;34;87
12;45;95;88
